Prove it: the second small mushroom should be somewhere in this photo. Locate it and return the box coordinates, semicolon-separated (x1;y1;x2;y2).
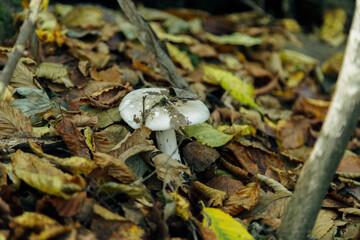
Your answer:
119;87;210;162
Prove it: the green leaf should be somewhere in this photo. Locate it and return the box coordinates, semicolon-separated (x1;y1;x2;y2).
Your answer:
184;123;232;147
205;32;264;46
203;65;260;110
11;88;53;117
203;207;254;240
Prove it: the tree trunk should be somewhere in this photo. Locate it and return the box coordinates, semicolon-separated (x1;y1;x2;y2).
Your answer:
277;1;360;239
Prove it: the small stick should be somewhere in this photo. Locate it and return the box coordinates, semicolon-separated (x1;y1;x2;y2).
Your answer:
117;0;189;90
0;0;42;100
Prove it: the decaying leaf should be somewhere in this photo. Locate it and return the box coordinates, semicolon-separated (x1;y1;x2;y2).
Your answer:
29;141;97;175
94;124;129;153
182;141;220;172
12;150;86;199
311;209;338;239
276;116;310;149
192;181;226;207
0;102;33;139
152;152;190;187
224;182;260;215
203;207;254;240
93;152;137;183
98;181;146;198
11;88;53;117
9;58;37;89
56;116;92;159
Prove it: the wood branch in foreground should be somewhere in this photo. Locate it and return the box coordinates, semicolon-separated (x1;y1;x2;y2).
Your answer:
278;1;360;239
0;0;42;100
117;0;189;90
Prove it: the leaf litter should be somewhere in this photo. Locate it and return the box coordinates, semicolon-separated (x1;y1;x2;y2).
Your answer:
0;2;358;240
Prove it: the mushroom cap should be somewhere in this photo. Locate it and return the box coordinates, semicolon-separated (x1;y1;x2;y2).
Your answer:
119;88;210;131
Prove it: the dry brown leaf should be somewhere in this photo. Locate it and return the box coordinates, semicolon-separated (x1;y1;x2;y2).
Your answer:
189;43;218;58
10;59;37;89
39;192;87;217
337;155;360;174
152;152;190;187
276;115;310;149
9;211;59;229
191;181;227;207
90;65;122;82
71;113;98;128
0;102;33;139
109;127;153;158
93;152;137;183
206;176;245;196
293;97;330;121
311;209;338;239
224;182;260;215
12;150;86;199
182;141;220;172
29;141;97;175
55;116;91;159
94;124;129;153
70;84;130;110
91;217;145;240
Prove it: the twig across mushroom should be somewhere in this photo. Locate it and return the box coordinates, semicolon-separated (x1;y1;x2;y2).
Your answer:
119;88;210;162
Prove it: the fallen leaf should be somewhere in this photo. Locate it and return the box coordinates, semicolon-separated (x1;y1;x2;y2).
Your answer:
9;58;37;89
39;192;87;217
12;150;86;199
206;176;245;196
182;141;220;172
205;32;264;46
0;102;33;139
152;152;190;187
203;207;254;240
89;65;122;82
93;152;137;183
320;8;346;47
322;52;343;75
166;42;194;71
11;88;53;117
184;122;233;147
98;182;146;198
311;209;338;239
35;62;74;88
55;116;91;159
189;43;218;58
276;115;310;149
203;65;259;110
93;203;127;221
337;155;360;174
224;182;260;215
94;124;129;153
29;141;97;175
191;181;226;207
62;5;104;29
169;192;190;221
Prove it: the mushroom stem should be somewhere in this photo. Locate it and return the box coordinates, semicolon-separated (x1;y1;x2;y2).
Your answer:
155;129;181;162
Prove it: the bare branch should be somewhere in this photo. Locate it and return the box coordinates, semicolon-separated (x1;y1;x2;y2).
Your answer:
117;0;189;90
0;0;42;100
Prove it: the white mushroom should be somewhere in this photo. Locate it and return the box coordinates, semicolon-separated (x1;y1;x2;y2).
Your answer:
119;88;210;162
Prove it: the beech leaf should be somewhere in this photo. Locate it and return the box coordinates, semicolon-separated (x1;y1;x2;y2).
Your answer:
202;207;254;240
184;122;233;147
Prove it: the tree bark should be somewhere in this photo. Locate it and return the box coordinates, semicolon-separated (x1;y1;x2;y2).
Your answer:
278;1;360;239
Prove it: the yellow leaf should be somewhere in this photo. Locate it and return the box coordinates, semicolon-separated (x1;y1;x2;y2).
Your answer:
321;52;344;75
203;207;254;240
12;150;86;199
10;211;59;229
286;71;305;88
169;192;190;221
279;50;319;66
217;124;256;137
203;65;259;110
205;32;264;46
320;8;346;47
166;42;194;71
29;141;97;175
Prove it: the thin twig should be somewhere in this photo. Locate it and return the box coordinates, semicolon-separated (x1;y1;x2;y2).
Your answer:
0;0;42;100
117;0;189;90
